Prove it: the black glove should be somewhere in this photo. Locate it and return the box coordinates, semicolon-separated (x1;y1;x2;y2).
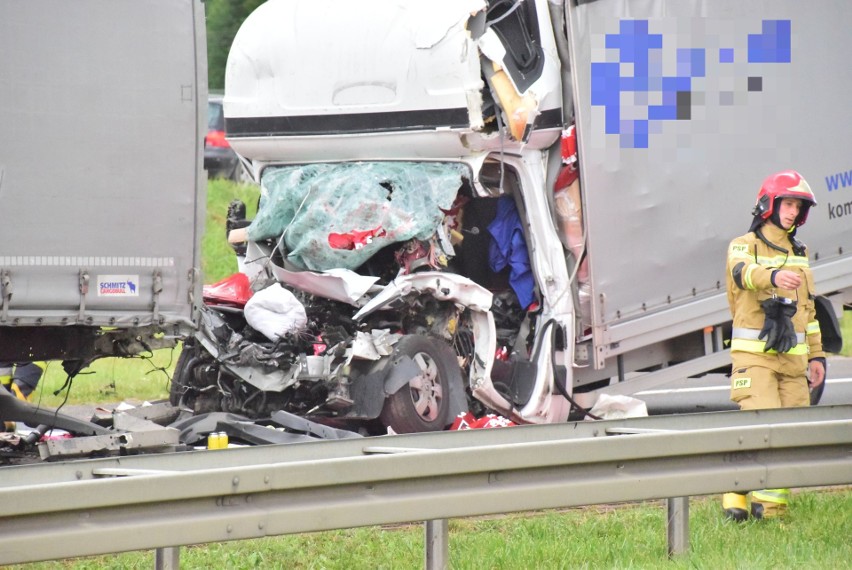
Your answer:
759;297;798;353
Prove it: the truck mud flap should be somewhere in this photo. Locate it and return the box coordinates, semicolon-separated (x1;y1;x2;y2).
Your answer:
814;295;843;354
345;354;438;421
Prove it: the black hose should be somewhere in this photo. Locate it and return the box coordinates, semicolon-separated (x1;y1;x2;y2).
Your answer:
22;424;49;447
541;318;602;421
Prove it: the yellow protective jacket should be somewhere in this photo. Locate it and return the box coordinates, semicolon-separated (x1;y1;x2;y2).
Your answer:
725;222;824;375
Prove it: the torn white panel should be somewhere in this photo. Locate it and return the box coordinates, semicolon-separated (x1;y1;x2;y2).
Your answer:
270;262;380;306
224;0;561;164
412;0;486;49
353;272;494;321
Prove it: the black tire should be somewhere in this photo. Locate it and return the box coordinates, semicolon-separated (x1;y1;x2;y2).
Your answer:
379;335;460;434
169;343;204;407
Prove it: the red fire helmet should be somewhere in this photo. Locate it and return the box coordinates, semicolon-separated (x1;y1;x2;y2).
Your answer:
752;170;817;227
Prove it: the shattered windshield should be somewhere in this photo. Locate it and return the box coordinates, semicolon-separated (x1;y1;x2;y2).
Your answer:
249;162;469;271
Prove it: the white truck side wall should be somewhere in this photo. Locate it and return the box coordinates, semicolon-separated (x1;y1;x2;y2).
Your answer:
566;0;852;361
0;0;206;329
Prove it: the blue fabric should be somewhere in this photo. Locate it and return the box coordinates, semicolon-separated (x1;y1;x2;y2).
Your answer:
488;196;536;309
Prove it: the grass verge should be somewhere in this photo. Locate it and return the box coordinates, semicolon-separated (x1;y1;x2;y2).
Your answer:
31;348;179;408
840;311;852;357
25;179;260;407
203;178;260;284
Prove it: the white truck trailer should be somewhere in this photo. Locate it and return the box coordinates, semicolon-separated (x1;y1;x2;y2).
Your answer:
0;1;206;371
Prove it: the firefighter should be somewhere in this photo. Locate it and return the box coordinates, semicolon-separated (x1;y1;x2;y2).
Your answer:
723;170;826;521
1;361;45;431
0;361;44;402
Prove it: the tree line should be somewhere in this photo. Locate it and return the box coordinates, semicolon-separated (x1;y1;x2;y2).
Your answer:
206;0;266;91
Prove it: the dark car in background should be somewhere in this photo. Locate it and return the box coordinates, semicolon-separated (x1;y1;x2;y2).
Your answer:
205;95;242;181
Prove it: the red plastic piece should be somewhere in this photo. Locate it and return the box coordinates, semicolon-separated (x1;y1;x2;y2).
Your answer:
202;272;253;308
451;412;517;430
328;226;386;250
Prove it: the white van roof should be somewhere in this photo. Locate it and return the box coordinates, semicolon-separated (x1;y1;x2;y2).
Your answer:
223;0;563;164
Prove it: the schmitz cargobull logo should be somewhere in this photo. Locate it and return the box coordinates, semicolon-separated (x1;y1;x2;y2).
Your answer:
96;275;140;297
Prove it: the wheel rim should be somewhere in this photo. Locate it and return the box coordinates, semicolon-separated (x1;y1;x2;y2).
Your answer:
409;352;443;422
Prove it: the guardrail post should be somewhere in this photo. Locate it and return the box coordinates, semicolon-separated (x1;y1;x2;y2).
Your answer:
155;546;180;569
666;497;689;557
425;519;448;570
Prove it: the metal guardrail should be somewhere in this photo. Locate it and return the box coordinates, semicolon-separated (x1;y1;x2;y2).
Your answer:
1;405;850;566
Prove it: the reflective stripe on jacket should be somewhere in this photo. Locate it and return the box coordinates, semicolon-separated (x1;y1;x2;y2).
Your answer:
730;327;808;355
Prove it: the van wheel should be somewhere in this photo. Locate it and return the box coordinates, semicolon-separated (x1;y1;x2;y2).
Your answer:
380;335;459;434
170;345;198;407
170;343;216;411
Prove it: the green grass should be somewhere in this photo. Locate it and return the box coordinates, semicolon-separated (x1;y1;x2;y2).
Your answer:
30;348;180;408
23;179;261;407
203;178;260;284
841;311;852;357
11;488;852;569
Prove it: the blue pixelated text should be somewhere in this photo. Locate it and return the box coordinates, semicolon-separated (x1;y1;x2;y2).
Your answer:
591;19;792;149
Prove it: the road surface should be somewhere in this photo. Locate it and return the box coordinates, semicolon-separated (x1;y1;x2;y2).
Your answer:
637;357;852;415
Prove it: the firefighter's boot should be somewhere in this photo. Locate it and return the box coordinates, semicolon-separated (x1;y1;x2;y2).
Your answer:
722;492;749;522
751;489;790;519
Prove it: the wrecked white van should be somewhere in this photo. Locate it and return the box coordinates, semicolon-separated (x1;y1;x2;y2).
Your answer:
171;0;575;433
172;0;852;434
